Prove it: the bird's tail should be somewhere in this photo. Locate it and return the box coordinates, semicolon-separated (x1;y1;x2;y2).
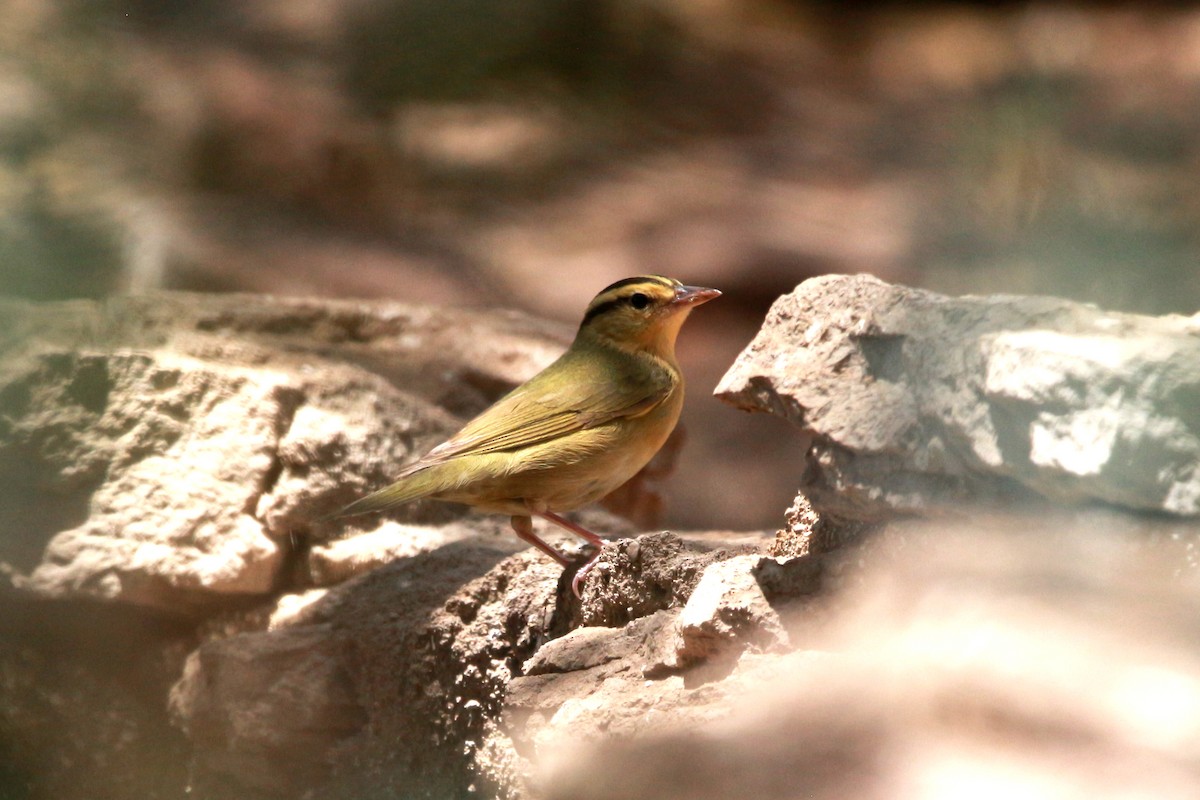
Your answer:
328;465;444;519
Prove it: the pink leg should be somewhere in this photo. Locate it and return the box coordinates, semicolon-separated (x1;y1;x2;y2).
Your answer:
510;515;569;566
536;510;605;549
535;510;606;599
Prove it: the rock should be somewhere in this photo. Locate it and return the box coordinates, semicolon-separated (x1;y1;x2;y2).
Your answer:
715;274;1200;521
0;292;571;613
307;516;517;586
770;492;820;558
573;532;763;628
523;625;643;676
169;623;365;798
164;530;778;799
500;607;798;800
503;610;683;744
671;555;789;667
537;520;1200;800
488;532;786;797
22;278;1200;800
3;350;294;611
169;539;554;798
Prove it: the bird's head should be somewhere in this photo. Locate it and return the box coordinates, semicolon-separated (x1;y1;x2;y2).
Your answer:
577;275;720;357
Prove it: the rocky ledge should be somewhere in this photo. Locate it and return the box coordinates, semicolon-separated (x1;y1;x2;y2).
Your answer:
1;278;1198;800
717;274;1200;524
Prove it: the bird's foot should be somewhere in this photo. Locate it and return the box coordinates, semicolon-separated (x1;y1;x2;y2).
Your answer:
529;507;607;597
571;549;603;599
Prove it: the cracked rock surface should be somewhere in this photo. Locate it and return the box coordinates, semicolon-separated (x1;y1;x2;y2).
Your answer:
538;520;1200;800
5;284;1200;800
716;273;1200;521
1;291;742;800
0;292;570;613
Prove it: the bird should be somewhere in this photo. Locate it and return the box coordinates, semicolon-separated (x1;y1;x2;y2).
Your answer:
334;275;720;597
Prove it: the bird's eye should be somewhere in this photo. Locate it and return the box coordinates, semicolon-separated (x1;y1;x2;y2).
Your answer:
629;292;650;310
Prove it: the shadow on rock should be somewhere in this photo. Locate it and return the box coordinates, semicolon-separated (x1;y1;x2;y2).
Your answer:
170;539;544;799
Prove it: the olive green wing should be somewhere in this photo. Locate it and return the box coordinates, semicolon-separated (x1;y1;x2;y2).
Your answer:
333;351;670;517
420;360;669;463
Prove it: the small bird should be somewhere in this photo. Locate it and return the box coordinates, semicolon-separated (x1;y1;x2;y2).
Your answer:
335;275;720;596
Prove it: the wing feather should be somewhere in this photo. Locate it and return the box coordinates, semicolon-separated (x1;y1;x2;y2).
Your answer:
415;349;670;466
333;346;675;518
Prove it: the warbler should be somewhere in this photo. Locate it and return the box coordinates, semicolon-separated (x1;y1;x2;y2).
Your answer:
335;275;720;596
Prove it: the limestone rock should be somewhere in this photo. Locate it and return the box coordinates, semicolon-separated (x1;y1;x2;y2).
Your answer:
538;522;1200;800
715;274;1200;521
169;623;365;798
165;530;777;799
0;292;570;614
672;555;789;666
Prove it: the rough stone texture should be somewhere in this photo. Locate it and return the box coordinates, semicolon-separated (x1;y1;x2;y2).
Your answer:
0;292;571;613
770;492;820;558
484;533;818;798
715;273;1200;521
501;612;787;798
161;510;1200;800
7;282;1200;800
162;530;785;799
572;531;764;628
671;555;789;667
3;350;293;610
537;520;1200;800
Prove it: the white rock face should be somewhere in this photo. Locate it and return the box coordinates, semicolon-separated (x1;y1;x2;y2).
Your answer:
0;292;571;614
15;352;291;608
984;329;1200;513
715;274;1200;519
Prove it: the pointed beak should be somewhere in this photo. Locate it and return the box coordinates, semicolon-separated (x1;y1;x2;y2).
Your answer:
671;284;721;308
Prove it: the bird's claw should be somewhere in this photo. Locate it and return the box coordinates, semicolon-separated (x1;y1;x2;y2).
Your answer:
571;551;602;599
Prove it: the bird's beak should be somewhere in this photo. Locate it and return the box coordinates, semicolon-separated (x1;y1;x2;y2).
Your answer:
671;285;721;308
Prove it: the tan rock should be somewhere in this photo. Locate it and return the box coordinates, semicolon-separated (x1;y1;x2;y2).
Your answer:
539;521;1200;800
672;555;790;666
0;292;571;613
716;274;1200;521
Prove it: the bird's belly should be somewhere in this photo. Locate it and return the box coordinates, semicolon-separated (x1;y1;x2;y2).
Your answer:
529;444;650;509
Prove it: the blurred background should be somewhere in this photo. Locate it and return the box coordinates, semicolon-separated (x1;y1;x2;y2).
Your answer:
4;0;1200;531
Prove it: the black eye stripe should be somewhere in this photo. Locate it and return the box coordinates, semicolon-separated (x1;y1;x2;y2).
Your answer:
581;276;679;326
580;297;625;325
581;288;660;325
